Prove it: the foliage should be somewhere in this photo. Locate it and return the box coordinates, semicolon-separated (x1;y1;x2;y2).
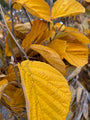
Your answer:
0;0;90;120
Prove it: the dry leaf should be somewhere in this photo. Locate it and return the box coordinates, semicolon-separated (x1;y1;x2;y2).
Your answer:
18;60;71;120
2;84;26;118
0;79;8;99
14;22;31;40
30;44;66;75
22;20;48;48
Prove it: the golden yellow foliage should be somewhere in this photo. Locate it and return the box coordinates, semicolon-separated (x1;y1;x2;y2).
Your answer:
30;44;66;75
85;0;90;2
22;20;49;48
49;39;89;67
9;0;50;21
51;0;85;19
14;22;31;40
65;27;90;45
18;60;71;120
5;33;17;56
48;39;67;59
6;65;20;82
0;79;8;99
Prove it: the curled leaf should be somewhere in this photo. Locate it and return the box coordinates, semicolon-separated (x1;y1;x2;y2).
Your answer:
22;20;49;48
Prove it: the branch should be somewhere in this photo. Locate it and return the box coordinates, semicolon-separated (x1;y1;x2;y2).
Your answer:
0;4;29;60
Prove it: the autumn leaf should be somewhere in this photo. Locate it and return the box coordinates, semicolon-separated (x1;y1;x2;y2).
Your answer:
65;27;90;45
51;0;85;19
0;79;8;99
22;20;49;48
2;65;21;82
9;0;50;21
5;32;17;56
85;0;90;2
2;84;26;119
30;44;66;75
14;22;31;40
18;60;71;120
48;39;67;59
48;39;88;67
64;42;89;67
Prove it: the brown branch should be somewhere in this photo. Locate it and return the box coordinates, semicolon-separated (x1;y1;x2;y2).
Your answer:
0;25;17;62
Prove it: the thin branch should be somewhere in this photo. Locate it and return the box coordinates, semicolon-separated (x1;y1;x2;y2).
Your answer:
10;6;24;60
23;7;32;27
11;62;22;88
52;24;64;40
0;98;23;119
0;25;17;62
50;0;53;11
0;4;29;60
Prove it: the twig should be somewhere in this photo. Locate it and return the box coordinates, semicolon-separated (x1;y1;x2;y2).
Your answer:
10;5;25;60
0;98;23;119
53;24;64;40
0;4;29;60
49;0;53;11
10;62;22;88
22;7;32;27
0;25;17;62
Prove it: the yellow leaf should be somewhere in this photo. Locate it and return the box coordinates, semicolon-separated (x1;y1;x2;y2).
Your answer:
18;60;71;120
5;32;17;56
52;0;85;19
48;39;88;67
14;22;31;40
12;0;50;21
30;44;66;75
54;23;66;31
85;0;90;2
64;43;89;67
5;0;22;10
2;84;26;118
48;39;67;59
0;79;8;99
65;27;90;45
34;29;54;44
22;20;49;48
6;65;20;82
